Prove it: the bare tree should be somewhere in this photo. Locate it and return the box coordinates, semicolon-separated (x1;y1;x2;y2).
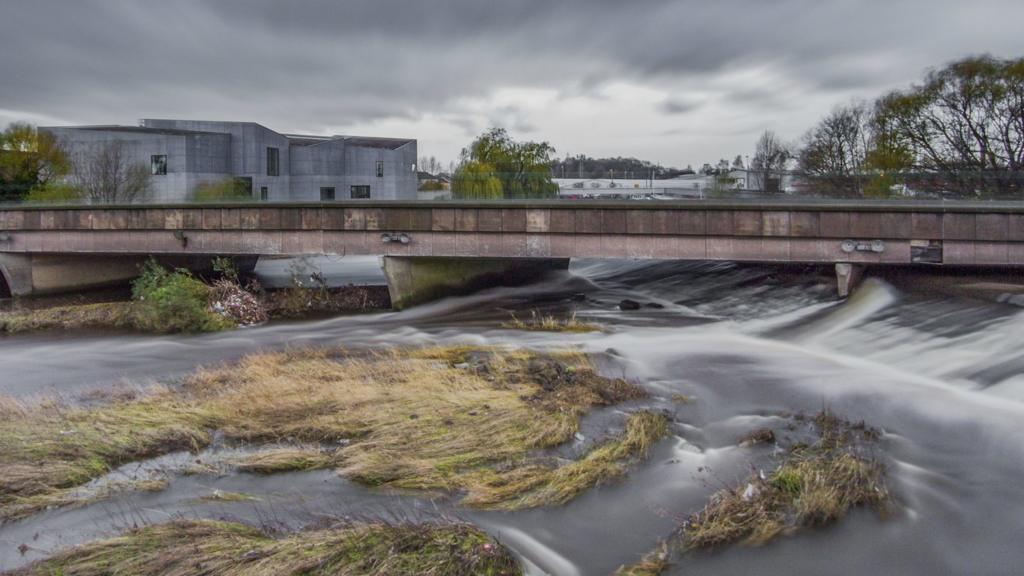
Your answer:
69;141;151;203
874;55;1024;198
751;130;790;193
798;102;873;196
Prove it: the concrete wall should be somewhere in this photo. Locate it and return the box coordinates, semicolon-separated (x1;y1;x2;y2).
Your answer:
289;139;348;202
343;142;418;201
143;120;291;201
43;127;233;202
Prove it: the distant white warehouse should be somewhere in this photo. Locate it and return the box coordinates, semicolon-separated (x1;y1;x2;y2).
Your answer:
42;119;418;202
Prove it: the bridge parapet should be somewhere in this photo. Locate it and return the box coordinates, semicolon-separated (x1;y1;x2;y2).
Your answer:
0;201;1022;267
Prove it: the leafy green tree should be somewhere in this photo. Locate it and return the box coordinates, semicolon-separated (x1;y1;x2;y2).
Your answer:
0;123;70;201
453;128;557;199
451;161;503;199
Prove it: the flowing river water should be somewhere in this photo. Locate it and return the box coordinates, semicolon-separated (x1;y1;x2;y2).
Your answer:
2;257;1024;575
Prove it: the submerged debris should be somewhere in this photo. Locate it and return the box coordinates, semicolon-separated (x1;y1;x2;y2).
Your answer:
12;519;522;576
209;279;268;326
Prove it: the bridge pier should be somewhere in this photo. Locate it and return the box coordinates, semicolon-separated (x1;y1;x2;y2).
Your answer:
835;263;865;298
382;256;570;310
0;253;33;297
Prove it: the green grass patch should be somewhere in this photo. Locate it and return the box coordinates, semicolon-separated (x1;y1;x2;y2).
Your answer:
13;519;521;576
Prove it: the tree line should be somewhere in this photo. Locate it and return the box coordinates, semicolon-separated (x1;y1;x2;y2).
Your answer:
797;55;1024;198
549;156;694;180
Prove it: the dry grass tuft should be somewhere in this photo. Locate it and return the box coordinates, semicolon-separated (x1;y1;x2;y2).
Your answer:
463;411;668;509
233;447;336;474
683;410;889;550
502;310;601;333
0;346;658;522
0;302;135;334
13;519;522;576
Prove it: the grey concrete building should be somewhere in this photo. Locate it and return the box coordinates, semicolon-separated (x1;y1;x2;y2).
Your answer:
42;120;417;202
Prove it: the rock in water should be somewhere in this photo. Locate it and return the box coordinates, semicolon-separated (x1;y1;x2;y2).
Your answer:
619;299;641;311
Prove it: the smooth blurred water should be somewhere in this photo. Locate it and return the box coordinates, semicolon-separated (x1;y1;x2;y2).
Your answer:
2;258;1023;575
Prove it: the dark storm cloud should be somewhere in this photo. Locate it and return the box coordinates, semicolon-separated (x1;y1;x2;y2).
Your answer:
1;0;1021;157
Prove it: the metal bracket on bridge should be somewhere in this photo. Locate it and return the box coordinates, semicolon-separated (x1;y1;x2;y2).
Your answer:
841;239;885;254
381;232;411;245
172;230;188;248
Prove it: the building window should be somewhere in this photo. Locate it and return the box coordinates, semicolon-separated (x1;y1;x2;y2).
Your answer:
350;185;370;199
320;187;336;201
151;155;167;176
260;186;269;201
376;161;384;178
266;147;279;176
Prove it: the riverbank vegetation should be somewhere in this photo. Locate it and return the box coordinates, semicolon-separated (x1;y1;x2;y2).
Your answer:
0;258;390;335
0;346;665;523
0;301;135;333
13;519;521;576
131;260;238;332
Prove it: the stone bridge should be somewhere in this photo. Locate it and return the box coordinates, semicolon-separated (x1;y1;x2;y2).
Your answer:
1;200;1023;306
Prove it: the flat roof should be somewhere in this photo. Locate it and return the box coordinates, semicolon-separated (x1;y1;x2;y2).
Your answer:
286;134;414;150
46;125;226;137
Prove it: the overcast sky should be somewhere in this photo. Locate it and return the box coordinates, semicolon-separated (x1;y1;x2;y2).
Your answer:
2;0;1021;168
